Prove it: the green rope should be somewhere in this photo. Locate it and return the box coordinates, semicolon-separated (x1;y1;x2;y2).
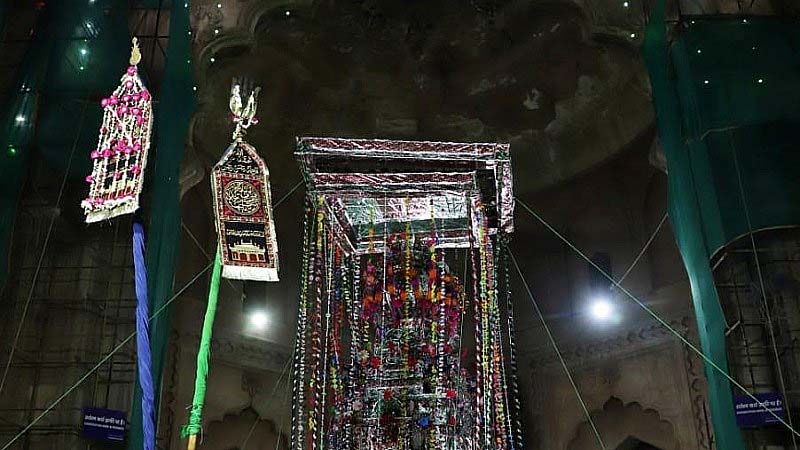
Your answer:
181;246;223;438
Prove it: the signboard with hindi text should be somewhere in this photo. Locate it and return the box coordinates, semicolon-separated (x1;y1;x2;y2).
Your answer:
734;392;785;428
82;407;126;442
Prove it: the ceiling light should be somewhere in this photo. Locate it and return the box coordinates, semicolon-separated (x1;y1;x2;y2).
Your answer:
590;297;613;322
15;115;25;123
249;310;268;329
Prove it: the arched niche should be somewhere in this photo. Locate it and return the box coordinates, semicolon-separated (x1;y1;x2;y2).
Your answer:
568;397;677;450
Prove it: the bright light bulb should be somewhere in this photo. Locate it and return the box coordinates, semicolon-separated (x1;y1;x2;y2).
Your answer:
214;29;219;34
80;47;88;55
15;115;25;123
703;79;710;85
249;311;268;329
696;49;702;54
630;33;636;38
757;78;763;84
622;1;629;7
285;10;291;16
210;57;215;63
217;3;222;8
590;298;613;321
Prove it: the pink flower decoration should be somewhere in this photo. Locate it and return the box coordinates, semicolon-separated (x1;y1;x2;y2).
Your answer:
123;94;131;102
85;175;94;183
109;96;119;105
113;172;122;180
141;90;150;101
90;151;99;159
125;81;134;89
130;165;141;174
127;66;137;75
136;117;144;126
101;98;109;108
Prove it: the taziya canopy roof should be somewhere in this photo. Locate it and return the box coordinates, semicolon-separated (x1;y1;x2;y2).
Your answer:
295;137;513;255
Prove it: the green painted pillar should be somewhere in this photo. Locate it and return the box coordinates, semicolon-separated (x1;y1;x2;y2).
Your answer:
642;3;746;449
127;1;196;449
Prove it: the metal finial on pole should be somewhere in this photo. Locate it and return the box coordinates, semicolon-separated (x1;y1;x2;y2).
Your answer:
130;37;142;66
229;83;260;141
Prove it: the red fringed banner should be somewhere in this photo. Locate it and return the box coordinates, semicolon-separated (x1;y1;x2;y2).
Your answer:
82;38;152;223
211;85;279;281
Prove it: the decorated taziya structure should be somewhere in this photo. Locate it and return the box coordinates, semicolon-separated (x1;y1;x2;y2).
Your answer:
82;38;152;223
291;138;520;450
211;84;279;281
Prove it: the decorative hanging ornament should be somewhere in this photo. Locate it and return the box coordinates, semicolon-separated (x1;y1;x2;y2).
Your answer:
82;37;152;223
211;83;279;281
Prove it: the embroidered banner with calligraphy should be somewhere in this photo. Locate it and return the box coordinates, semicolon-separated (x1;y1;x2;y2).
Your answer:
211;140;279;281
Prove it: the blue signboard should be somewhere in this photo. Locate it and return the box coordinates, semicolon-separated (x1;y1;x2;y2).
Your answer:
734;392;785;428
82;407;126;442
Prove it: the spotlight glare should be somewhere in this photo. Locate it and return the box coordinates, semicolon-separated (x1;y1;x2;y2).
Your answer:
15;115;25;123
249;310;268;329
590;298;613;321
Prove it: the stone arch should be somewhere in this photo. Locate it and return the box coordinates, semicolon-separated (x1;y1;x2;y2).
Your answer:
568;397;677;450
203;407;286;450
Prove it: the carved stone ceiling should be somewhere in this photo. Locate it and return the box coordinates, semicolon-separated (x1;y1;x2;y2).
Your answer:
187;0;791;191
186;0;661;196
181;0;794;348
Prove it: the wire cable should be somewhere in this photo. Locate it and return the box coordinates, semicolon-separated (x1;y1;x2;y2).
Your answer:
0;262;213;450
0;179;305;449
729;132;798;450
514;195;800;438
612;212;667;289
508;249;606;450
0;105;87;400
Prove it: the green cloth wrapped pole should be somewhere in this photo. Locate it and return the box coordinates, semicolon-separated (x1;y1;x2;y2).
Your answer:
181;246;222;448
